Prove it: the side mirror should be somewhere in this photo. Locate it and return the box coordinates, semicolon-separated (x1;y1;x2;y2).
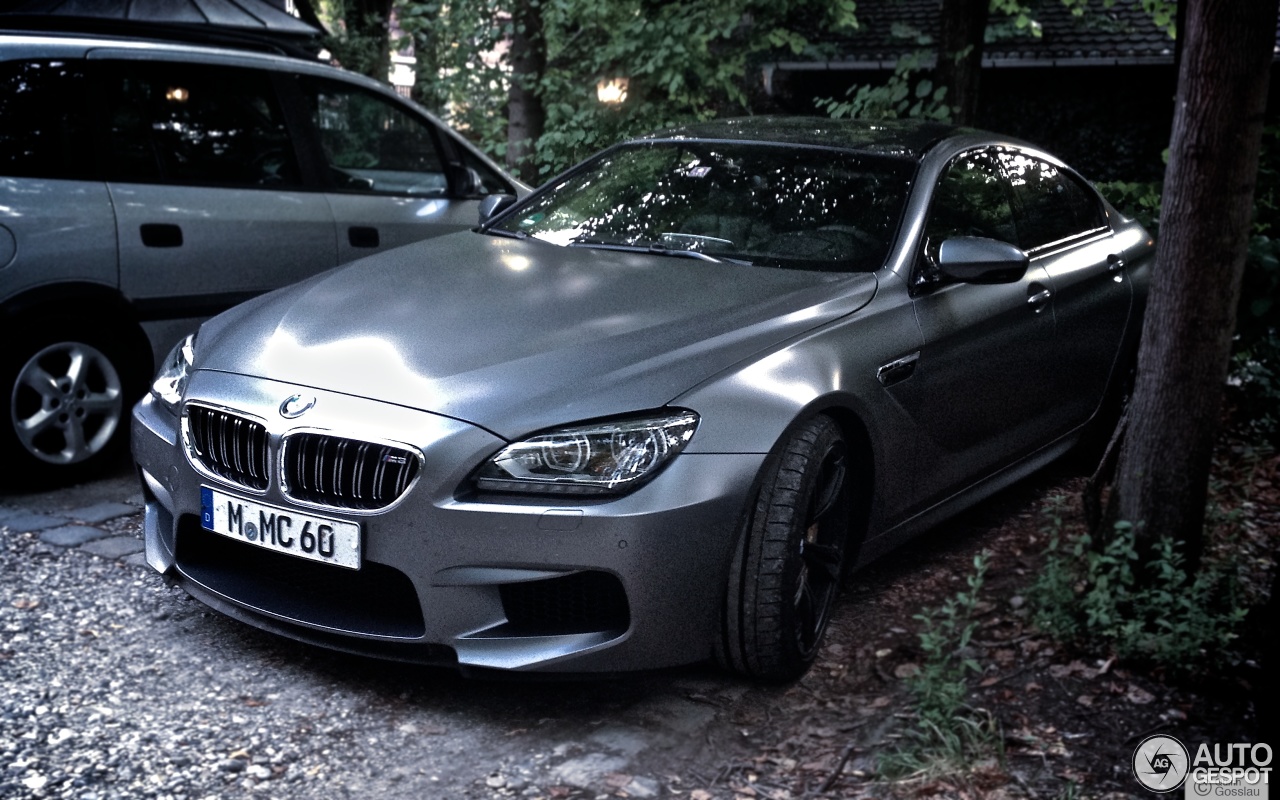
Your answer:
938;236;1029;284
478;193;518;225
449;165;486;199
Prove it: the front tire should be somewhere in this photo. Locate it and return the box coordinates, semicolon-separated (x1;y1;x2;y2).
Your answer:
2;321;147;487
717;416;853;681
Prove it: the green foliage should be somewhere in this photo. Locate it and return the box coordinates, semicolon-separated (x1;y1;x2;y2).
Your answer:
1029;503;1247;670
1094;179;1162;234
1058;0;1177;37
394;0;509;157
816;52;952;123
1228;325;1280;446
879;553;1001;780
394;0;859;178
526;0;860;177
317;1;394;80
990;0;1044;38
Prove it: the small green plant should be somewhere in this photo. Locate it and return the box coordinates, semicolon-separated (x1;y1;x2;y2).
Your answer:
1029;505;1247;670
879;552;1002;780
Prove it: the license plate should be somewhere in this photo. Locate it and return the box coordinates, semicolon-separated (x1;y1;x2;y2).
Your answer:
200;487;361;570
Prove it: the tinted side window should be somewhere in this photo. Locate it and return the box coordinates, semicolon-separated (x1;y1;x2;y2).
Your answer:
0;60;93;179
102;62;301;188
299;76;447;196
1000;151;1107;250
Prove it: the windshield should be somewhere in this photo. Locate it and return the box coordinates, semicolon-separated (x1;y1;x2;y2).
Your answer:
495;141;913;272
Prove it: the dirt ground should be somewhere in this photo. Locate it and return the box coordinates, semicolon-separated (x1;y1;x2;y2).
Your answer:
677;447;1279;800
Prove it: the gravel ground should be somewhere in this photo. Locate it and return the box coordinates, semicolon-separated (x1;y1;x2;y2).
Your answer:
0;467;766;800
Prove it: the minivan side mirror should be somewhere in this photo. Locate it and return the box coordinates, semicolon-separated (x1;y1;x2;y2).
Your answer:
478;193;518;225
937;236;1030;284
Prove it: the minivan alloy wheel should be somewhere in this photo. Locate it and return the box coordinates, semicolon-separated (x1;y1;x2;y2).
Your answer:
11;340;123;465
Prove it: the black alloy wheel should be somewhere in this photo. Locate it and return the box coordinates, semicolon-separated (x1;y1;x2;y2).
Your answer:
717;415;853;681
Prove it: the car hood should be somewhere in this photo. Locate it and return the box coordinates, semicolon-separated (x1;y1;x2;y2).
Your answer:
195;232;877;439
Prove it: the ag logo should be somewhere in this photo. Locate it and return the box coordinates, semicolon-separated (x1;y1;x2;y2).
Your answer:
1132;734;1189;792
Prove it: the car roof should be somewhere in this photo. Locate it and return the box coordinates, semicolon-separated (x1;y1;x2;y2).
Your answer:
0;4;322;60
635;116;974;161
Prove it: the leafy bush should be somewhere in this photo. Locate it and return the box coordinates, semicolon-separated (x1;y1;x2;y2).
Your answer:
1029;501;1247;670
1094;179;1162;234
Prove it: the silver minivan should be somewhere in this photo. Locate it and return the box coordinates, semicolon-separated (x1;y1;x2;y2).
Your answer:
0;31;525;486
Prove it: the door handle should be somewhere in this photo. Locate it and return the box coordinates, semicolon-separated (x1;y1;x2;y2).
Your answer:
348;226;380;248
140;223;183;248
1027;285;1052;311
1108;253;1126;282
877;351;919;387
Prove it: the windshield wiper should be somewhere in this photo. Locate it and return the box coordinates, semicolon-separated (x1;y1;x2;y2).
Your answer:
568;239;722;262
485;227;531;240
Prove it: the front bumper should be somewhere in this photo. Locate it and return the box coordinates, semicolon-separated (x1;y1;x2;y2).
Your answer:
131;372;764;674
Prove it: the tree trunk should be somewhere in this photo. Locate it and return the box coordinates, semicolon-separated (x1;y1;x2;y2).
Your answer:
507;0;547;184
935;0;988;126
1109;0;1276;560
335;0;394;81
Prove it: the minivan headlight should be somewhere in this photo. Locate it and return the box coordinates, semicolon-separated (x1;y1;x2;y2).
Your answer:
150;333;196;414
476;410;699;495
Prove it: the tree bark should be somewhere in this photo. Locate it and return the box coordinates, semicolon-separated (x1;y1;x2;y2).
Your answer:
334;0;394;81
506;0;547;184
1109;0;1277;560
935;0;988;126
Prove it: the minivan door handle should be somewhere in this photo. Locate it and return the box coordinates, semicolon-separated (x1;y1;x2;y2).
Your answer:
348;226;380;248
140;223;183;248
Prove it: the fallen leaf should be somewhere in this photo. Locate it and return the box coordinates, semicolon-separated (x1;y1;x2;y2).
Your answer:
12;598;38;610
1127;685;1156;705
1076;695;1095;707
893;662;920;679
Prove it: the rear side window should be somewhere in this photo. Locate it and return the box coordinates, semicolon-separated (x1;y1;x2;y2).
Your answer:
0;59;93;179
1000;151;1108;251
101;62;301;188
299;75;448;196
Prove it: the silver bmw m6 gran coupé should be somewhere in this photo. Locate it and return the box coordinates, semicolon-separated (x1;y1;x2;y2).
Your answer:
132;117;1154;680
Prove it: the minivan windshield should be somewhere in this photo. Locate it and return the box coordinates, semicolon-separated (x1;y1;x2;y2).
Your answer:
494;141;913;272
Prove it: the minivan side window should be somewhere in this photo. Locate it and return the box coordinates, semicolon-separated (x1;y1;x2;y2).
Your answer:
0;60;94;180
300;75;448;196
101;62;301;188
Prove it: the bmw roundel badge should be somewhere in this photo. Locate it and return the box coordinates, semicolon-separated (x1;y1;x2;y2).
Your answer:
280;394;317;419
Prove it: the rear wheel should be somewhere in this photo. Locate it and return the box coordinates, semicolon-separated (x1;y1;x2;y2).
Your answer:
717;416;853;681
2;320;147;487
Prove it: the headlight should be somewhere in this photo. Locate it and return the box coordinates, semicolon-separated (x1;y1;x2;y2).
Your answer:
150;333;196;414
476;410;699;495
